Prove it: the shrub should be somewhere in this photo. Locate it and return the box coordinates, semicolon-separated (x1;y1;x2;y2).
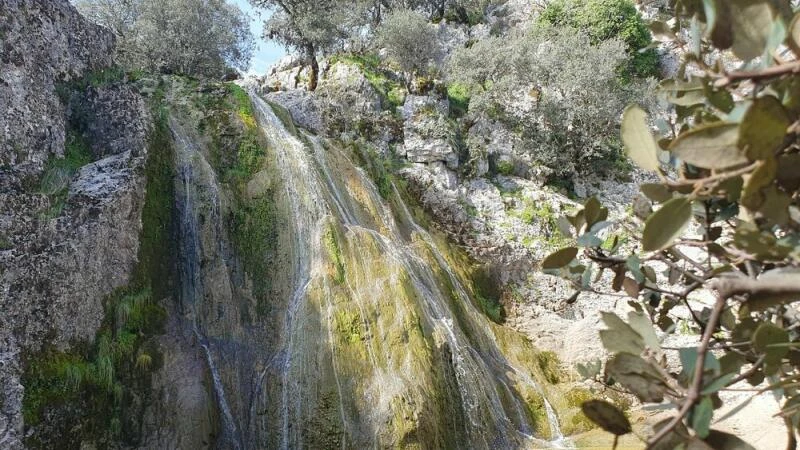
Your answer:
540;0;659;79
377;9;441;78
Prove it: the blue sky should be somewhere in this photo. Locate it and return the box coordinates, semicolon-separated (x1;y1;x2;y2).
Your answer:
230;0;287;74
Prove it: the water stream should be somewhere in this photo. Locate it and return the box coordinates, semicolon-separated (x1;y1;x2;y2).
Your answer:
249;95;574;449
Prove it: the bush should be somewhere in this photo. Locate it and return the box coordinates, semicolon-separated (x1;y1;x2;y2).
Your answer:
448;25;654;179
540;0;659;79
377;9;441;78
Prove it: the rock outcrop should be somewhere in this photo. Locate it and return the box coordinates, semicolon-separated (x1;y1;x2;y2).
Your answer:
0;2;150;448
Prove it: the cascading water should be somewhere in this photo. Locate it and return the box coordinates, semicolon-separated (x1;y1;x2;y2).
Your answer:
247;94;574;449
171;118;244;450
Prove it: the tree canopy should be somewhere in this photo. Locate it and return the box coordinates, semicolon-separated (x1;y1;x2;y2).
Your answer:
76;0;254;78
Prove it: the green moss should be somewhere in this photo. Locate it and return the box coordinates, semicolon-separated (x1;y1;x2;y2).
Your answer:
330;54;407;110
334;309;363;344
496;160;514;176
226;83;257;129
0;235;12;251
267;101;300;137
323;224;346;284
232;196;279;314
535;351;563;384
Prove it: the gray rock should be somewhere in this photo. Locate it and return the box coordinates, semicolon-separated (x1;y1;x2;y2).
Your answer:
401;105;458;169
265;90;324;134
0;0;114;175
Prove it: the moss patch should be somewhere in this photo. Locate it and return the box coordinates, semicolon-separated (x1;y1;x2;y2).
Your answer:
329;54;407;110
323;223;346;284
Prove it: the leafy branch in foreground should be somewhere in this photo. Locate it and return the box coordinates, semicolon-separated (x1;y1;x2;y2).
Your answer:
541;1;800;448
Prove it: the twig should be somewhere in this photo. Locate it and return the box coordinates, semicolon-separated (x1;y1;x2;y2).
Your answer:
648;292;727;446
715;61;800;87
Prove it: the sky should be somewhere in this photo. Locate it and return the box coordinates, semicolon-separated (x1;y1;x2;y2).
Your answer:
230;0;287;74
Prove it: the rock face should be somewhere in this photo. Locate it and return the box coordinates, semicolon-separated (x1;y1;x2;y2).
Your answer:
0;0;115;174
0;2;149;448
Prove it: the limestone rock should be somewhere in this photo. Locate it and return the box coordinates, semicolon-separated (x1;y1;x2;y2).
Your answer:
0;0;114;175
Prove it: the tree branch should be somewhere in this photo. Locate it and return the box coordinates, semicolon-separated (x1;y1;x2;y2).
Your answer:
648;293;727;446
715;61;800;87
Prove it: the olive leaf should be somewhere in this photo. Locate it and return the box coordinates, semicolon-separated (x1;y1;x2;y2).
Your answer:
606;353;668;402
739;96;789;160
642;197;693;252
691;396;714;439
641;183;673;203
581;400;632;436
541;247;579;270
788;12;800;56
600;312;645;355
752;322;789;363
669;122;747;170
627;311;661;352
621;105;661;172
729;0;775;61
703;0;733;49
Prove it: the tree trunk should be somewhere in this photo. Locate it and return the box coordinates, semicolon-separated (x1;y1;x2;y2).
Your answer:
306;44;319;92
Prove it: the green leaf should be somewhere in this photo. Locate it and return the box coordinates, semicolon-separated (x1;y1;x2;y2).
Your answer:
788;12;800;56
642;197;693;252
581;400;632;436
692;396;714;438
752;323;789;363
701;373;737;395
541;247;578;270
627;311;661;351
600;312;645;355
621;105;661;172
669;123;747;169
739;96;790;160
606;353;668;402
641;183;673;203
730;0;776;60
704;0;733;49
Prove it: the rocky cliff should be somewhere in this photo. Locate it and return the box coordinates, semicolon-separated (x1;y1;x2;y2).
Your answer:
0;1;150;448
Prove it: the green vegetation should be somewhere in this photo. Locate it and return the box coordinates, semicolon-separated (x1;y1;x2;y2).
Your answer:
38;131;93;219
189;80;280;317
323;224;346;284
446;82;470;118
539;0;659;79
535;351;562;384
23;91;174;446
0;235;11;251
232;197;279;314
541;1;800;446
331;54;407;110
495;160;514;176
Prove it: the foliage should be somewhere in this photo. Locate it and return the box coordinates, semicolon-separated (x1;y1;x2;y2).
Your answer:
76;0;254;78
541;1;800;447
447;82;471;118
377;8;441;78
447;24;654;179
539;0;660;79
38;131;93;219
329;54;407;110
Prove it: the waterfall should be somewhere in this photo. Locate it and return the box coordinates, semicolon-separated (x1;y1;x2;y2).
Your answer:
171;118;244;450
249;94;574;449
